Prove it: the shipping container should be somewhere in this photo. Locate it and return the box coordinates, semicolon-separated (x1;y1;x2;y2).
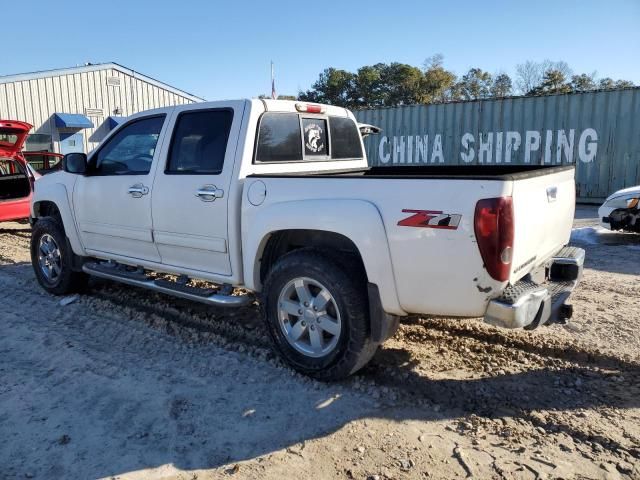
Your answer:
355;88;640;202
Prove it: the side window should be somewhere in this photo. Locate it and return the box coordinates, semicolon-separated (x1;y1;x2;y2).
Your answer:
255;113;302;162
93;116;165;175
329;117;363;159
166;109;233;174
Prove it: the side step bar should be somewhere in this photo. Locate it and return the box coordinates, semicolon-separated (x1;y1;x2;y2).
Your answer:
82;262;253;307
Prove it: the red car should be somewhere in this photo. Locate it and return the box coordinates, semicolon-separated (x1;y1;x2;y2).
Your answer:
23;151;64;175
0;120;40;223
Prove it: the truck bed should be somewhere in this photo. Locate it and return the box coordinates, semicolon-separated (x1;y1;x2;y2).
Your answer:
245;164;576;317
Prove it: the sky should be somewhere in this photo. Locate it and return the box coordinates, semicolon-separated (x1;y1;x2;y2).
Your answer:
3;0;639;101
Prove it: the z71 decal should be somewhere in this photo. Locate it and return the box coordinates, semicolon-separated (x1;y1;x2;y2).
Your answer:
397;210;462;230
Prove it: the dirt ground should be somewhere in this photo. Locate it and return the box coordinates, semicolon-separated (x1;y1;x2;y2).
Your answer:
0;205;638;480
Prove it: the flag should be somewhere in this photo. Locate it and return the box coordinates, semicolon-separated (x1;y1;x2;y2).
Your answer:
271;61;276;100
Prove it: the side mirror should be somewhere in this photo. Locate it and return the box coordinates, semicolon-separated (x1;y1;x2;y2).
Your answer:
63;152;88;174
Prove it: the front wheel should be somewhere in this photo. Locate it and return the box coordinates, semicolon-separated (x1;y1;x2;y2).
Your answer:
262;248;379;381
30;217;87;295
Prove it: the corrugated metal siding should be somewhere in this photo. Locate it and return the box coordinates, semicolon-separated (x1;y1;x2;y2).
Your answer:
0;67;197;153
355;88;640;201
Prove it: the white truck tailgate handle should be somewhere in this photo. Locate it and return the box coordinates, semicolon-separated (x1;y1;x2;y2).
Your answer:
195;185;224;202
546;186;558;203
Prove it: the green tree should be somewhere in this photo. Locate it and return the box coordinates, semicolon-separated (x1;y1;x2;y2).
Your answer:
422;55;457;102
614;79;634;89
352;64;386;107
570;73;596;92
458;68;493;100
491;73;513;97
298;68;356;106
527;69;572;95
598;78;635;90
598;77;615;89
379;62;426;106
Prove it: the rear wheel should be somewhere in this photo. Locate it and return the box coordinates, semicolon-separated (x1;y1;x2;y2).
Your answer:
30;217;87;295
263;248;379;380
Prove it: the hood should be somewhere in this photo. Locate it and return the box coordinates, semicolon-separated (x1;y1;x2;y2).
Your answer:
606;185;640;201
0;120;33;157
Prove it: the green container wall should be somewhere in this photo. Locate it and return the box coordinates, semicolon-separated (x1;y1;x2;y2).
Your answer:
355;88;640;202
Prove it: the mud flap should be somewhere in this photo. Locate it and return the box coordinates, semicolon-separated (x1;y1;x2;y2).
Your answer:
367;283;401;342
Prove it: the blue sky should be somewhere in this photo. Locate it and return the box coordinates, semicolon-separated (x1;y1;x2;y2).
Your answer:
4;0;639;100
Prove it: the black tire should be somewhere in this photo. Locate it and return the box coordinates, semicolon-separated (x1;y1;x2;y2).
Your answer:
30;217;88;295
262;248;379;381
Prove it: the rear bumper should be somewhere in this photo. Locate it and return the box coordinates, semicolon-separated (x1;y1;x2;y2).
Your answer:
484;246;585;329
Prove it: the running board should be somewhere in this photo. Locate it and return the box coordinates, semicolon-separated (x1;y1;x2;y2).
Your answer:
82;262;253;307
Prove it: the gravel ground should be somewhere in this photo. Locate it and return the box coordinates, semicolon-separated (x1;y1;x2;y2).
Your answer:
0;206;639;480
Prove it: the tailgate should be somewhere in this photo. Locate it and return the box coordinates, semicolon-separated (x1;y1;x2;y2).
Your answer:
510;166;575;282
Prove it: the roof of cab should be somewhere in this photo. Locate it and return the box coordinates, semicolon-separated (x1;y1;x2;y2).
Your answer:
124;99;352;122
258;99;350;117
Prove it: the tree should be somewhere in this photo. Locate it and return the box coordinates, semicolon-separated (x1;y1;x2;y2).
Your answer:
527;69;572;95
352;64;385;107
379;62;426;106
598;77;615;90
570;73;596;92
491;73;513;97
458;68;493;100
299;59;634;108
515;59;573;94
596;78;634;90
298;68;355;106
515;61;540;94
298;68;355;107
614;79;634;89
422;54;457;102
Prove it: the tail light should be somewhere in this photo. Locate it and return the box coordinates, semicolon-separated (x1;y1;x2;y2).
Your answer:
474;197;514;282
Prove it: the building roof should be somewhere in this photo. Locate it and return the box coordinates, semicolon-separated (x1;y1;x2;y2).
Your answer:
0;62;204;102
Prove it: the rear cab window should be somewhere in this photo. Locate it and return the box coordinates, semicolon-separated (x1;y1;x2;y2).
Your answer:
255;112;363;163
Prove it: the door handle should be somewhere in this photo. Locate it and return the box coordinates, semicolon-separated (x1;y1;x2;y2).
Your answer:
195;185;224;202
128;183;149;198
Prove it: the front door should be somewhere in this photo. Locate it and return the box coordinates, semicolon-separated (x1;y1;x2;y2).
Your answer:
151;101;244;276
59;132;84;155
73;114;168;262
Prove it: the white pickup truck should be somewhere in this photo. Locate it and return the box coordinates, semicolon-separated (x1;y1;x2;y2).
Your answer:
30;99;584;380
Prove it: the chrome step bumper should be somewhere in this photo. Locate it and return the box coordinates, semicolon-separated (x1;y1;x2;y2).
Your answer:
484;246;585;329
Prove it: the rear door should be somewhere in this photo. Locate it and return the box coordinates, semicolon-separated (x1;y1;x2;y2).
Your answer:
509;166;576;282
151;101;245;276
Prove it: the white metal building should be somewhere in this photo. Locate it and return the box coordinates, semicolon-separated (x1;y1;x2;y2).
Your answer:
0;62;203;155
